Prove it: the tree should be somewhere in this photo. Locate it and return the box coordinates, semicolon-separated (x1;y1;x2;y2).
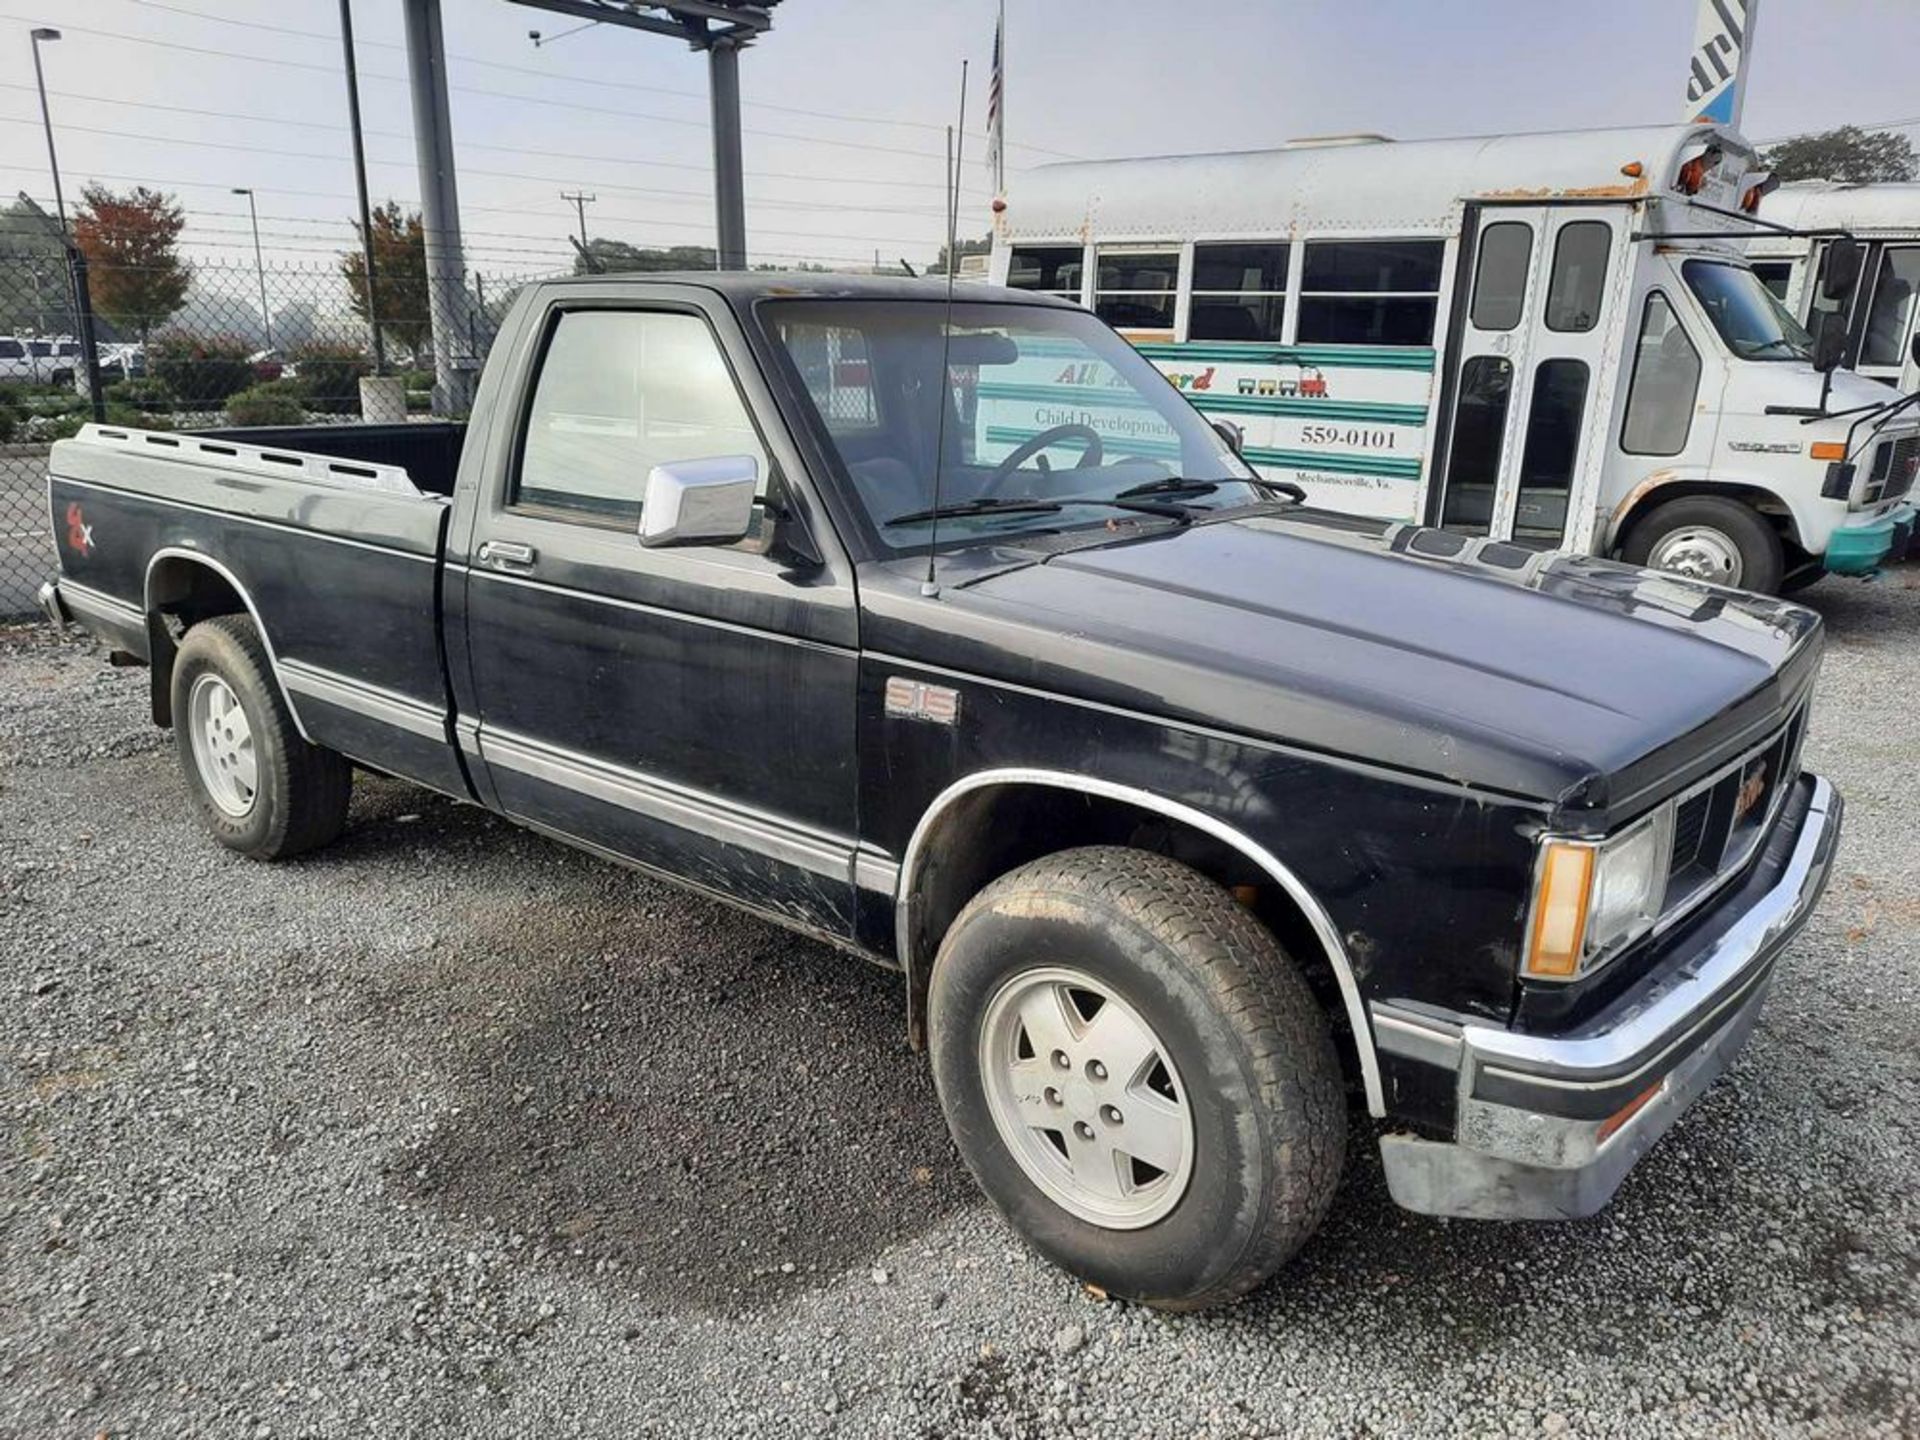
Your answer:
340;201;431;355
1763;126;1918;185
572;238;716;275
73;184;190;342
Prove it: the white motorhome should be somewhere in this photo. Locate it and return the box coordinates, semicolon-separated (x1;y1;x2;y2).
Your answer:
989;125;1917;591
1751;181;1920;393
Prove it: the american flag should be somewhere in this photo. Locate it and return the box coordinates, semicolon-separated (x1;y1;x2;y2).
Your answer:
985;1;1005;194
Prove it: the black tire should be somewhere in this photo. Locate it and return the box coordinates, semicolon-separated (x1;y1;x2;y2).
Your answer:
928;847;1346;1311
1621;495;1785;594
170;615;352;859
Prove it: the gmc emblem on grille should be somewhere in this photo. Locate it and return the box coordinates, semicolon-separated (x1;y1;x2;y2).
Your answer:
1733;758;1769;825
884;676;960;725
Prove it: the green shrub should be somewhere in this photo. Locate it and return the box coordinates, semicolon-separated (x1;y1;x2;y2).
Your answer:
0;395;18;444
104;377;177;415
225;384;309;427
149;332;256;407
290;341;372;415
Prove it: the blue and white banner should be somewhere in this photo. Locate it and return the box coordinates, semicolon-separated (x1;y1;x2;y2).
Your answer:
1686;0;1758;130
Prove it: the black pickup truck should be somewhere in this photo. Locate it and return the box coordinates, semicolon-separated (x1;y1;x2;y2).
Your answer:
40;274;1841;1310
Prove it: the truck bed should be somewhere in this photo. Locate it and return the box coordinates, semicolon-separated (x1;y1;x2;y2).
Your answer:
45;422;468;799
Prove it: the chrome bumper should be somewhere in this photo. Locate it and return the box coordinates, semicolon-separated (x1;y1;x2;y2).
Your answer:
36;579;68;627
1376;773;1842;1221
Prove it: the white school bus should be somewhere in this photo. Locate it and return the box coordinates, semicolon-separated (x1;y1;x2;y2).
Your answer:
1751;181;1920;394
989;125;1917;592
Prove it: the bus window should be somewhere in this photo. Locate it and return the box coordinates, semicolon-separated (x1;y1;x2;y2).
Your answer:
1297;239;1443;345
1094;250;1179;330
1750;260;1793;304
1189;242;1288;342
1622;292;1699;455
1006;246;1084;302
1544;222;1610;333
1439;355;1512;533
1514;358;1588;543
1860;246;1920;369
1469;222;1532;332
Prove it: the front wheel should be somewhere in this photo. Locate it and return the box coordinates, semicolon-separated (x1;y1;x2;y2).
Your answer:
171;615;352;859
928;847;1346;1311
1622;495;1784;594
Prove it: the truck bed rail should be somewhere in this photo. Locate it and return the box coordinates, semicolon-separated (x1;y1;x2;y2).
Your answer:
76;423;424;499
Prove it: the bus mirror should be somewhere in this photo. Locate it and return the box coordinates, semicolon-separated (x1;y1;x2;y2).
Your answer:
1821;239;1863;305
1811;312;1847;374
1211;419;1245;456
1910;332;1920;370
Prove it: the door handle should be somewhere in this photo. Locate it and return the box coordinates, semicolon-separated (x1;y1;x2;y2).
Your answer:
476;540;537;572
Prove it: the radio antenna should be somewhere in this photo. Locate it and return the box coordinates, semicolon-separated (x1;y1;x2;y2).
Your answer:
921;58;968;598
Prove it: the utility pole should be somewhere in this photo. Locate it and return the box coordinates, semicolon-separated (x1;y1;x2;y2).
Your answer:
338;0;386;373
403;0;474;413
561;190;597;251
29;28;66;226
507;2;780;271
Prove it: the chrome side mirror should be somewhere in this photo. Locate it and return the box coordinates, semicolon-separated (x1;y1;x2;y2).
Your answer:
640;455;758;548
1211;418;1245;456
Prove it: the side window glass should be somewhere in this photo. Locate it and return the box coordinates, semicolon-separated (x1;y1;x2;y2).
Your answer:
1190;242;1288;342
1469;222;1532;332
1094;249;1179;331
514;309;769;525
780;320;879;434
1006;246;1084;302
1861;247;1920;368
1297;239;1444;345
1439;355;1512;534
1622;292;1699;456
1544;221;1611;333
1513;358;1589;542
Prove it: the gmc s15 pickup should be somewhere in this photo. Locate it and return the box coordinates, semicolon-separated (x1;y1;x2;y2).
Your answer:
40;274;1841;1310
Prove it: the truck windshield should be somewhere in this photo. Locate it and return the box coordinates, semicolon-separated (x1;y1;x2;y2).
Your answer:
761;298;1264;551
1682;260;1813;362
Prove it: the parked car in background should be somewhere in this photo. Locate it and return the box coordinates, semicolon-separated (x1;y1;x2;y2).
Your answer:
40;273;1842;1310
995;123;1918;591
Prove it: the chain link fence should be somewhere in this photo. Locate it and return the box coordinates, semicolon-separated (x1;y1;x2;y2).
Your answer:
0;247;548;618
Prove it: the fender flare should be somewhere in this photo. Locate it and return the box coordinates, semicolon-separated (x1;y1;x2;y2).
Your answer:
144;546;311;741
895;767;1386;1118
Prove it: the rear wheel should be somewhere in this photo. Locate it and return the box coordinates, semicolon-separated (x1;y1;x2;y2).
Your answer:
171;615;352;859
929;847;1346;1310
1623;495;1784;594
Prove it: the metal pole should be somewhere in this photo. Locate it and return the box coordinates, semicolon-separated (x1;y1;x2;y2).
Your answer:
233;188;273;350
68;248;105;423
561;190;595;251
404;0;474;413
338;0;386;373
29;29;66;228
709;37;746;270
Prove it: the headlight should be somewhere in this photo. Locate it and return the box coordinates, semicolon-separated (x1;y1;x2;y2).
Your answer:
1523;808;1673;980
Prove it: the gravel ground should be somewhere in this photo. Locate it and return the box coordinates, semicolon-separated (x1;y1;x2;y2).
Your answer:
3;571;1917;1439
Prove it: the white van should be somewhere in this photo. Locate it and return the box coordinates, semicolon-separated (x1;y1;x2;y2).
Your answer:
990;124;1917;592
1751;181;1920;394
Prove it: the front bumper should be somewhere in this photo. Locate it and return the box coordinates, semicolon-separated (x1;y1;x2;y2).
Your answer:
1374;773;1841;1221
1823;503;1914;576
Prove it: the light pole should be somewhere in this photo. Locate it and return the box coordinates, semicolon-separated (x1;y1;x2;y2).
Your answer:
29;28;66;227
231;187;273;350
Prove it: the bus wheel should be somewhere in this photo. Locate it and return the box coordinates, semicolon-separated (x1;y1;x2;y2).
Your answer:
1624;496;1783;594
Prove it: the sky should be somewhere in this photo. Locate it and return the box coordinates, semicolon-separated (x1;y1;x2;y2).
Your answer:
1;0;1918;285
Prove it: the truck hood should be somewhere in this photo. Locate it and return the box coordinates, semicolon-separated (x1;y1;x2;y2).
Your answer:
873;510;1822;816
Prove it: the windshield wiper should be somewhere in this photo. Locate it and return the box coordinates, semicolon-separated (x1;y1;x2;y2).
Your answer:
1117;474;1308;504
884;496;1063;526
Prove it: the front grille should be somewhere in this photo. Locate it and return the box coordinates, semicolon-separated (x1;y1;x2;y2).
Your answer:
1865;434;1920;504
1662;706;1805;917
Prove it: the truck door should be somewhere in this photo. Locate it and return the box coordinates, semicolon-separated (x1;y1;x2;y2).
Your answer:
449;287;861;939
1430;205;1632;550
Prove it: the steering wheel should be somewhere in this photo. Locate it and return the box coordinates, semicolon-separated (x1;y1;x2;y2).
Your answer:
980;423;1104;497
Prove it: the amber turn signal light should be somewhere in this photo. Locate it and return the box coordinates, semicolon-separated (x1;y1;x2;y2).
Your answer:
1525;842;1594;979
1809;441;1848;461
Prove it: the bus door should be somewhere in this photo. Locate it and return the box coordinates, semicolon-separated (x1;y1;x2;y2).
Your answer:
1431;204;1632;549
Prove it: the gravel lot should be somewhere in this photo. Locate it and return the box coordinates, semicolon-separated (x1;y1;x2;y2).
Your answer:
3;572;1917;1439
